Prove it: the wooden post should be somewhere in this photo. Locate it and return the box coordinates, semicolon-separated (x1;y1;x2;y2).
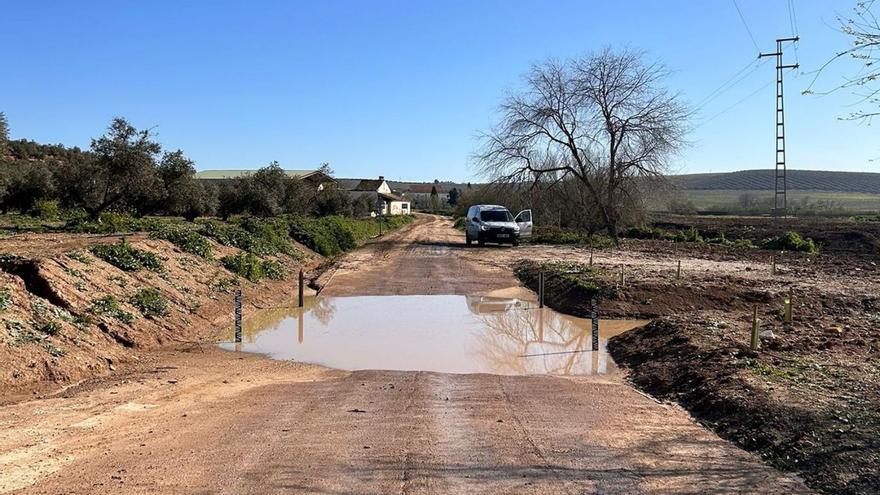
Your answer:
589;241;594;267
234;289;242;344
770;255;776;276
676;259;681;281
784;287;793;322
751;305;760;351
618;265;625;287
298;269;304;308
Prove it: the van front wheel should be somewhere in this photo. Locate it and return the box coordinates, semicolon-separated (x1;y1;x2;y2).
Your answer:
465;233;472;246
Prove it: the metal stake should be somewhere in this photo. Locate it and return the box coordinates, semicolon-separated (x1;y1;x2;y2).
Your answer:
591;296;599;351
234;289;242;344
538;271;544;308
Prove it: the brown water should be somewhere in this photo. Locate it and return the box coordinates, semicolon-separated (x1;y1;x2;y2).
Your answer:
219;295;647;375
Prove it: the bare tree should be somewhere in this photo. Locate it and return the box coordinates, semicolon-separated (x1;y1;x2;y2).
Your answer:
476;48;688;241
805;1;880;122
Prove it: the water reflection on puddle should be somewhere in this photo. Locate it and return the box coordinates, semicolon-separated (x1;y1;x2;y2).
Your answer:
219;295;648;375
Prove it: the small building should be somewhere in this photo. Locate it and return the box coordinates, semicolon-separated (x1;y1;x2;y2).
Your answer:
346;176;411;215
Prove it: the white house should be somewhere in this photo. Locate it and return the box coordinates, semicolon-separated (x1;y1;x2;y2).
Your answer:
346;176;411;215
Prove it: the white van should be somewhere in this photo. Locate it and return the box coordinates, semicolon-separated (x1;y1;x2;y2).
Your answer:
464;205;533;246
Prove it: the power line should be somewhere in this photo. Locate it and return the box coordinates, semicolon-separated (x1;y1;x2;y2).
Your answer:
788;0;801;67
732;0;761;54
693;58;770;115
697;80;775;128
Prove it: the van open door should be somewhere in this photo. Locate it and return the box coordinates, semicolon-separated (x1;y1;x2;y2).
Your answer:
514;209;533;238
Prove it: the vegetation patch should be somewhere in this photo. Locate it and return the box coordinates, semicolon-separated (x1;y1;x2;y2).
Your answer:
0;289;11;313
39;320;62;336
151;225;213;258
288;214;414;256
89;295;135;324
130;288;169;317
761;231;819;253
90;239;163;272
528;227;614;246
220;252;285;282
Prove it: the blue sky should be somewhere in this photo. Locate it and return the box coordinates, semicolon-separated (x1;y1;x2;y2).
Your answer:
1;1;876;181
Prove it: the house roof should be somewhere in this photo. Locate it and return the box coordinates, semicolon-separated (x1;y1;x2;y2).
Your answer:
195;169;331;181
380;192;408;203
349;179;386;191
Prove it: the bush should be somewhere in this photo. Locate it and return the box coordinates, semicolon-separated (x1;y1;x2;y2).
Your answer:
528;227;613;246
29;200;61;219
89;295;135;323
90;239;163;271
39;320;61;336
263;260;285;280
761;231;819;253
286;214;414;256
130;288;169;317
220;252;285;282
200;218;292;257
0;289;10;312
151;225;212;258
452;217;466;231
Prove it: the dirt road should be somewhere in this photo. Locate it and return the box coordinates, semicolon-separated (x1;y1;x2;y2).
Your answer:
2;215;810;494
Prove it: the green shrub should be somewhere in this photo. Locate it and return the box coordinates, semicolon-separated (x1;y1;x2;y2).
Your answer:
90;239;163;272
151;225;212;258
452;217;466;231
528;227;614;246
761;231;819;253
66;250;92;264
220;253;287;282
0;289;10;313
130;288;169;317
286;214;414;256
39;320;62;336
29;200;61;219
89;295;135;323
199;219;293;257
45;343;65;357
262;260;285;280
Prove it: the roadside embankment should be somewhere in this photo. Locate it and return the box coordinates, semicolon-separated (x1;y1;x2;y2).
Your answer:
513;250;880;495
0;214;416;402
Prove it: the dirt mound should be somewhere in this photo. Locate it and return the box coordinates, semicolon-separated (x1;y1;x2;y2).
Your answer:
610;316;880;495
0;235;316;401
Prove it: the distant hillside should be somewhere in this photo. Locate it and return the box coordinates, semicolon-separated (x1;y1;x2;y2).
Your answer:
673;169;880;194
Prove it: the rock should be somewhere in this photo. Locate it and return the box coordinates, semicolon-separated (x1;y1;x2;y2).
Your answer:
826;326;843;335
760;329;776;340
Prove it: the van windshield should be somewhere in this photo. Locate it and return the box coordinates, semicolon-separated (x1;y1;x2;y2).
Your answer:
480;210;512;222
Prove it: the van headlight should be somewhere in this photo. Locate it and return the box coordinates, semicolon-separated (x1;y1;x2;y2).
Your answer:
480;225;489;231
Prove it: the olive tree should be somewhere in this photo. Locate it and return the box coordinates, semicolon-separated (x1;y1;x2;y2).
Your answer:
477;48;688;241
59;118;162;220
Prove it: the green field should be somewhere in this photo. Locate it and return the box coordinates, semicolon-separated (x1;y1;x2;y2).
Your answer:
679;189;880;214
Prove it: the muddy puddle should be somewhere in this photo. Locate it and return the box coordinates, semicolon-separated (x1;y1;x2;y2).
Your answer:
220;295;647;375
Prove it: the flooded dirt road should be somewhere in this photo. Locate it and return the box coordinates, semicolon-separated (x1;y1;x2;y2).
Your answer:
1;215;811;494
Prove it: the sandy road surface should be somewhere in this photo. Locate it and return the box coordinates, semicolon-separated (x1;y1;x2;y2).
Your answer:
2;215;810;494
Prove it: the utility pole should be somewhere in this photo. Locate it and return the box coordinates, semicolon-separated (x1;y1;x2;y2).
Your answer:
759;37;799;216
